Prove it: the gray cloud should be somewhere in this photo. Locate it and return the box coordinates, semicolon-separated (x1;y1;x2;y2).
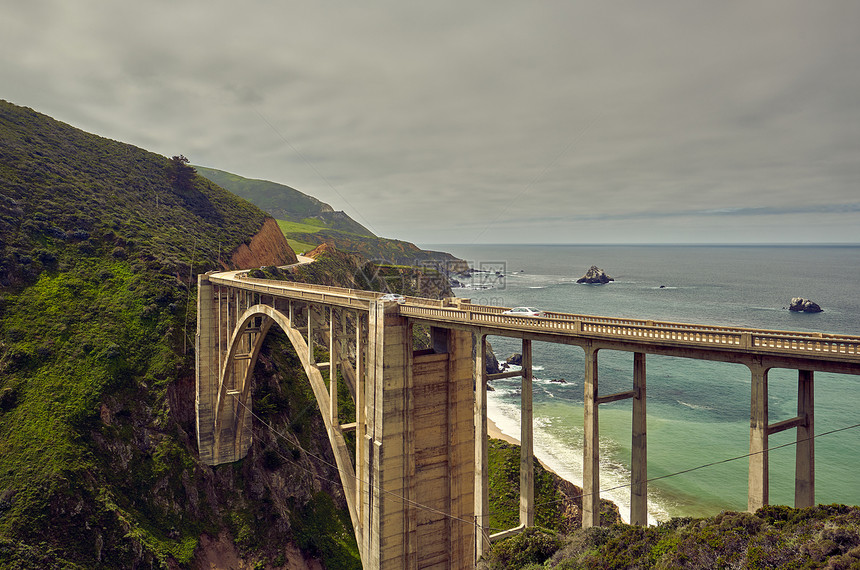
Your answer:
2;1;859;244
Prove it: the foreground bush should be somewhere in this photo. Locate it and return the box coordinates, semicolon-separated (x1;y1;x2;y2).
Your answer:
481;504;860;569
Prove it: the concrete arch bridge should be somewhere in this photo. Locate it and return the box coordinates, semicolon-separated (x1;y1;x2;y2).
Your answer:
196;270;860;569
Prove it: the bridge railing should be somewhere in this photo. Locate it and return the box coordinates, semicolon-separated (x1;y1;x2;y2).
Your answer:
209;273;860;359
211;274;376;309
400;304;860;359
751;332;860;355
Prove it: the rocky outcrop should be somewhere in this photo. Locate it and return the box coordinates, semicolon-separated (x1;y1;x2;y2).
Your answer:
229;217;298;269
485;343;502;375
789;297;823;313
506;353;523;366
305;242;365;267
576;265;614;284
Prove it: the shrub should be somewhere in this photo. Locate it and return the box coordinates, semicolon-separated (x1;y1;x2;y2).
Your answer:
483;527;561;570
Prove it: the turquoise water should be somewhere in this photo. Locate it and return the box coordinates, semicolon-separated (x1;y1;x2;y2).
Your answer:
425;244;860;522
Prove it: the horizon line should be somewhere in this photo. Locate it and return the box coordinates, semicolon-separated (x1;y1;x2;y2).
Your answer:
421;242;860;247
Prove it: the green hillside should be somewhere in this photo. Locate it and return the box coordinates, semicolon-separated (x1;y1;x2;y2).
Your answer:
0;100;358;568
196;166;466;267
195;166;373;236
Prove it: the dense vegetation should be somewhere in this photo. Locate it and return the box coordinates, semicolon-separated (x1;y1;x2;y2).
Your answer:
0;100;572;568
480;504;860;569
0;99;357;568
488;439;619;535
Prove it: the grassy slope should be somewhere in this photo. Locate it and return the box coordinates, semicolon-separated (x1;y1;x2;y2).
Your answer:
196;166;466;266
195;165;373;236
0;99;255;565
0;100;359;568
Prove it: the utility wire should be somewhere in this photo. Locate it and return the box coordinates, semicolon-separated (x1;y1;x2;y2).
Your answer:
229;393;490;532
231;387;860;536
206;311;859;534
533;422;860;510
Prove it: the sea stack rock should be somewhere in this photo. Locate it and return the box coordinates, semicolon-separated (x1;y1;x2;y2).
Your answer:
788;297;823;313
577;265;614;284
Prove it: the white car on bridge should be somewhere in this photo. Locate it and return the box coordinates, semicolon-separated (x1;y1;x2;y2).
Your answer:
379;293;406;304
502;306;545;317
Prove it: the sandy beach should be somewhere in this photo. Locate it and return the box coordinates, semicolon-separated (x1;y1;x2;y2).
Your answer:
487;416;520;446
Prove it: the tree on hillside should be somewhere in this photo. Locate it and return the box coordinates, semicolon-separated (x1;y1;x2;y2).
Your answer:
166;154;196;192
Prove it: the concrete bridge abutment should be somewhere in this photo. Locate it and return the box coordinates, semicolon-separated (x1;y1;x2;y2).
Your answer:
197;276;477;569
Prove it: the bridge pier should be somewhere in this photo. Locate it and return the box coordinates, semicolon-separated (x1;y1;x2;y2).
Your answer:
474;334;491;561
520;339;535;528
363;304;476;568
748;365;816;512
196;276;254;465
583;348;649;527
795;370;814;508
748;361;769;511
582;345;601;528
631;352;647;526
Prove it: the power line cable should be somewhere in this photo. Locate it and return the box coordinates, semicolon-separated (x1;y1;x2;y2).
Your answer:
232;386;860;536
229;392;493;534
533;422;860;510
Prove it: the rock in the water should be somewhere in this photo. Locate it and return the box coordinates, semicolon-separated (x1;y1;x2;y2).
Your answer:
576;265;614;284
788;297;823;313
506;353;523;366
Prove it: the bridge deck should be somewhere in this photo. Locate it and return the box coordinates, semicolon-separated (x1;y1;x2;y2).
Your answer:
209;271;860;370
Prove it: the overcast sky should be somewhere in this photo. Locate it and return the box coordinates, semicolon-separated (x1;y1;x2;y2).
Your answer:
3;1;859;245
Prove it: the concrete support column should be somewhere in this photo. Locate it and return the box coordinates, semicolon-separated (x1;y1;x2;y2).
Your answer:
364;301;413;568
795;370;815;508
329;307;338;429
474;334;490;562
583;344;601;528
631;352;647;526
307;303;314;364
520;339;535;527
748;361;769;512
355;311;366;530
195;275;217;464
454;329;477;567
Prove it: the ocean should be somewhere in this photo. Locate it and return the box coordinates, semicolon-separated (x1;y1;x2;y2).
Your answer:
423;244;860;524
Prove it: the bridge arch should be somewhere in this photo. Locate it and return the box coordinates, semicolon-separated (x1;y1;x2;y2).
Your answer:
211;302;360;530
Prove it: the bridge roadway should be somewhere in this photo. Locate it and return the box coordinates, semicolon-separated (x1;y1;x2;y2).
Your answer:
197;270;860;569
210;269;860;369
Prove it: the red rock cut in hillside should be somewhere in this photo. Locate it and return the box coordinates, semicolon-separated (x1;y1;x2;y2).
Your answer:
229;217;298;269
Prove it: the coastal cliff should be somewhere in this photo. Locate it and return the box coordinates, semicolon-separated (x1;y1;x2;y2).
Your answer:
229;217;298;269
